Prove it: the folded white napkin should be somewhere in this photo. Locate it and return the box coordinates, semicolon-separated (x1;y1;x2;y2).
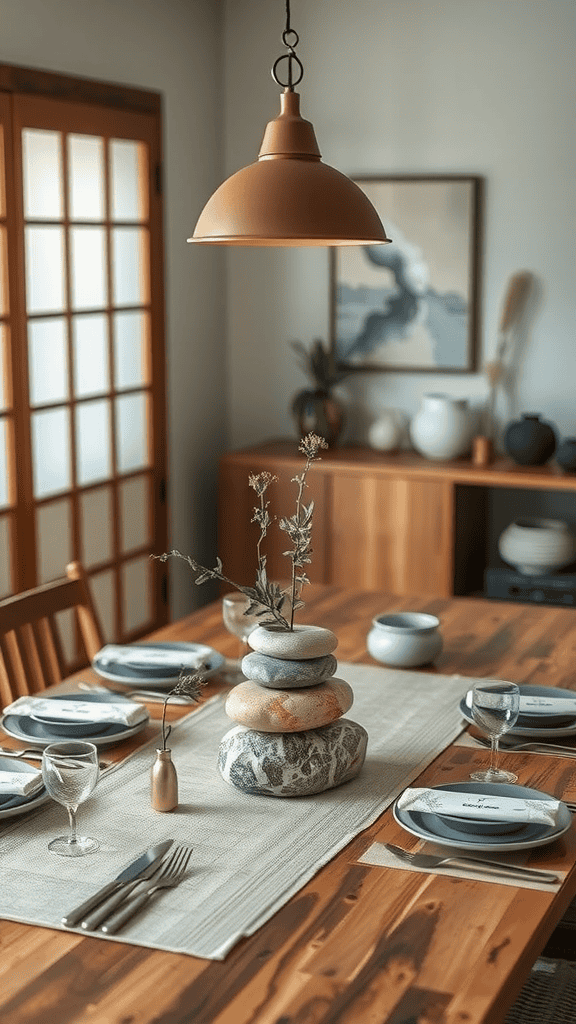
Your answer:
4;696;148;727
95;644;212;671
465;689;576;716
0;767;43;797
397;787;561;826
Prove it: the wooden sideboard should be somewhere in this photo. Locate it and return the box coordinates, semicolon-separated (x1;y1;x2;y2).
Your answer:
218;440;576;598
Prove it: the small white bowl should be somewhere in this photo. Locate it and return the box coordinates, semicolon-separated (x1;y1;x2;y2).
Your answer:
367;612;443;668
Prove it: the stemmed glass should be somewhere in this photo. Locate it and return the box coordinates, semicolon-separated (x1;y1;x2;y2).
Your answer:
469;680;520;783
222;592;263;678
41;741;100;856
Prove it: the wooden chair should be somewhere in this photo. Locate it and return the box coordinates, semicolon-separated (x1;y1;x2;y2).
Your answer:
0;562;105;709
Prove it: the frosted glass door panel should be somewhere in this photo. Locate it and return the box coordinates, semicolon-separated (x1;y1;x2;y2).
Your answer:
75;399;111;485
25;226;65;313
122;556;151;633
110;139;148;222
31;407;70;497
115;392;149;472
119;476;150;552
37;499;71;583
22;129;63;220
70;227;107;310
0;418;8;507
114;311;148;389
90;569;114;641
28;318;68;406
0;325;7;411
80;486;112;567
73;313;109;396
0;226;7;317
112;228;149;306
0;516;11;597
68;135;104;221
54;609;74;664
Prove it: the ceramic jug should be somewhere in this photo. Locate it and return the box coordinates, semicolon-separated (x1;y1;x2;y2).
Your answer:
409;393;472;460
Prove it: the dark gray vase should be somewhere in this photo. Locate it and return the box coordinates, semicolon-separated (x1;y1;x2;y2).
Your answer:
504;413;557;466
556;438;576;472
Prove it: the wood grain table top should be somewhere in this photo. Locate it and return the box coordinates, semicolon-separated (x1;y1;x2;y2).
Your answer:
2;586;576;1024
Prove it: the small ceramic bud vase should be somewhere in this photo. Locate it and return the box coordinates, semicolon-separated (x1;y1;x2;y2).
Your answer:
151;748;178;812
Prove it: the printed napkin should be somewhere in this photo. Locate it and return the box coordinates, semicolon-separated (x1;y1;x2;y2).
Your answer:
4;696;148;727
95;643;213;671
0;766;43;797
465;689;576;715
397;787;561;826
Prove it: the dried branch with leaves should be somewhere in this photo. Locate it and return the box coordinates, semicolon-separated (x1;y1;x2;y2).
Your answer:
160;669;207;750
153;432;327;632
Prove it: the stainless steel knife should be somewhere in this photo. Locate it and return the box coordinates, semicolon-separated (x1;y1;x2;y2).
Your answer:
61;839;174;928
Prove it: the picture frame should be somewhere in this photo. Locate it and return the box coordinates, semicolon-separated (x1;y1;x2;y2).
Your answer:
330;174;482;373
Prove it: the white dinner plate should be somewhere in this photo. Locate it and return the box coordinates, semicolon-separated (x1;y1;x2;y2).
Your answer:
0;692;150;750
92;641;226;689
0;755;51;818
460;684;576;738
393;782;572;852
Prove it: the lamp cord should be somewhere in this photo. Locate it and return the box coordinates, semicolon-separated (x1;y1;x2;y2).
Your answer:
272;0;303;89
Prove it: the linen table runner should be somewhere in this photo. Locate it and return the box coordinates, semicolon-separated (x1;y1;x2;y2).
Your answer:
0;663;468;960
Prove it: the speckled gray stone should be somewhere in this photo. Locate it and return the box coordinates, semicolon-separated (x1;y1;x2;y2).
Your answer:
241;652;337;688
217;718;368;796
248;624;338;660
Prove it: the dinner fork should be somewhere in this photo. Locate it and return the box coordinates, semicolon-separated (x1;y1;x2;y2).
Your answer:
80;843;190;930
384;843;560;883
100;844;194;934
471;734;576;757
0;745;112;771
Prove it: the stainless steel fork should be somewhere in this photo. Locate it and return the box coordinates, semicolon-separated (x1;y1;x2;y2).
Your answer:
81;843;190;930
471;734;576;757
100;844;194;934
384;843;560;883
0;745;112;770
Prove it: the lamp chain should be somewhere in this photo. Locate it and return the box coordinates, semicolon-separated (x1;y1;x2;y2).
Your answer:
272;0;303;89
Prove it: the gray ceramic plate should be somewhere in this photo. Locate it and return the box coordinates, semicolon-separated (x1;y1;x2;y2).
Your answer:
92;641;225;688
0;692;150;749
460;685;576;738
0;755;50;817
393;782;572;852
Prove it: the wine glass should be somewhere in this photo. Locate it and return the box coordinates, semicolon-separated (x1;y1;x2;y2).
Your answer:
469;680;520;783
41;741;100;856
222;593;263;678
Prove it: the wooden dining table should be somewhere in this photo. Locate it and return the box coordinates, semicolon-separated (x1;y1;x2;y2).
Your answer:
2;584;576;1024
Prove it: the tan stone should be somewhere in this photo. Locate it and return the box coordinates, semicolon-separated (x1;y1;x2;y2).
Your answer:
225;677;353;732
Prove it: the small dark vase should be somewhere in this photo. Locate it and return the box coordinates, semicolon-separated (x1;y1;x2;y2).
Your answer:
556;438;576;473
291;388;344;447
504;413;557;466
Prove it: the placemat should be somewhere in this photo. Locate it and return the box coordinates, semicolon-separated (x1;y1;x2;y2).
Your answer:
0;662;469;960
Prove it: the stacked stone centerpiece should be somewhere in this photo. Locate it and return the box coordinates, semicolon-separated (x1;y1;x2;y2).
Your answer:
218;624;368;797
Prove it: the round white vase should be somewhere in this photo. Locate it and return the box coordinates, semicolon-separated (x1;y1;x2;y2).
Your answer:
498;517;576;575
366;612;443;668
409;393;472;460
367;410;408;452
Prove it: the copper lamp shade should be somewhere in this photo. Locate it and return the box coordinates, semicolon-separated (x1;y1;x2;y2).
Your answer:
188;91;391;247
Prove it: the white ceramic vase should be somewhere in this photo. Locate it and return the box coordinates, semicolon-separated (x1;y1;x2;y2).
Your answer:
498;517;576;575
367;409;408;452
366;612;443;668
409;393;472;460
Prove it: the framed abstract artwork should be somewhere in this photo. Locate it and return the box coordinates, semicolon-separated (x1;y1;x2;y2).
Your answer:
330;175;482;373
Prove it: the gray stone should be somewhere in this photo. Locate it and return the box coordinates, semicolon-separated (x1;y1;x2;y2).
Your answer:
218;718;368;796
241;652;337;688
225;677;354;732
248;624;338;660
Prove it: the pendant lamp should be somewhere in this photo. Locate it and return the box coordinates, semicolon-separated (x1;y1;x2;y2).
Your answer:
188;1;391;248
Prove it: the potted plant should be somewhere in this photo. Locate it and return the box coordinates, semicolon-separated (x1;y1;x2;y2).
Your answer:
290;338;348;447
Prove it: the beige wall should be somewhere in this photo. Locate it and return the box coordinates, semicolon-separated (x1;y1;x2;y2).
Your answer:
223;0;576;448
0;0;227;617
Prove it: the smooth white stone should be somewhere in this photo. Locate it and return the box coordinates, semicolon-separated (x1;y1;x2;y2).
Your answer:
225;678;353;732
218;718;368;796
248;624;338;661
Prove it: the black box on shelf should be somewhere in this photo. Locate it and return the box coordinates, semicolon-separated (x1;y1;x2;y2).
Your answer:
485;567;576;606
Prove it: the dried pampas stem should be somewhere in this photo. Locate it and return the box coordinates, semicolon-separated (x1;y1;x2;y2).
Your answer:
484;272;532;439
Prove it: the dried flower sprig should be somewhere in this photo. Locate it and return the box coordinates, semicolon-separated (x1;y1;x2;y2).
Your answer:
161;668;207;750
153;432;327;631
279;433;328;628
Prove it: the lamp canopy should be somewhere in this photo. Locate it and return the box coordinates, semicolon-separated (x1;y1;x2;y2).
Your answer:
188;3;391;248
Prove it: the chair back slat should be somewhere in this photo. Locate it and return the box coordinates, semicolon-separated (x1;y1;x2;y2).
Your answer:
0;562;104;709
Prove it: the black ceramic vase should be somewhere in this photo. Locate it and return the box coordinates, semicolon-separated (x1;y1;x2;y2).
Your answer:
504;413;557;466
556;438;576;473
291;389;344;447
